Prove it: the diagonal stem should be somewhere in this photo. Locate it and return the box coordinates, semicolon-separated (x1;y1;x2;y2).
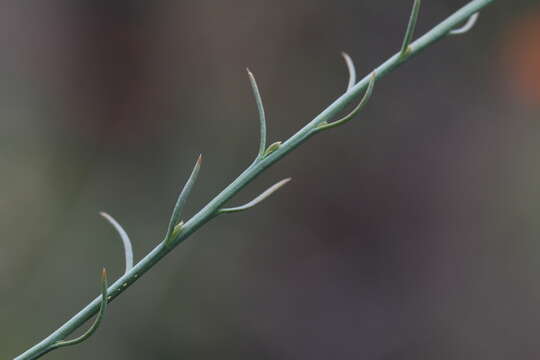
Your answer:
14;0;496;358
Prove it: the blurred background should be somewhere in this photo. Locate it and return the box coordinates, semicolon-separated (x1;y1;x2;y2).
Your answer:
2;0;540;359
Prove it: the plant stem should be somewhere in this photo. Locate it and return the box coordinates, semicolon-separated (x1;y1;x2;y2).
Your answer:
14;0;495;358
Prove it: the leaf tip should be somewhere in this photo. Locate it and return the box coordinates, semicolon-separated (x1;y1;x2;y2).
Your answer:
341;52;352;62
274;177;292;191
101;268;109;294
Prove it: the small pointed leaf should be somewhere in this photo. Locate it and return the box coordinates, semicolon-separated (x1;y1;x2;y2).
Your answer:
247;69;267;158
341;52;357;91
315;72;376;132
219;178;291;214
165;155;202;243
400;0;422;55
50;268;109;350
100;212;133;274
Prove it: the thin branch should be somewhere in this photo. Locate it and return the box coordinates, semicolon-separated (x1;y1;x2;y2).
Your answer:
14;1;497;358
100;212;133;274
220;178;291;214
341;52;357;91
247;69;267;158
400;0;422;55
449;13;479;35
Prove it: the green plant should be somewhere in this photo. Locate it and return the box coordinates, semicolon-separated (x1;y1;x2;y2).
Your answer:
14;0;495;358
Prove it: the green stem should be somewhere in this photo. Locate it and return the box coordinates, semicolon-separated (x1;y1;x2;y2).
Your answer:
14;0;495;358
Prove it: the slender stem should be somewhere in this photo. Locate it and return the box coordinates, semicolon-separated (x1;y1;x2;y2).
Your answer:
14;0;495;358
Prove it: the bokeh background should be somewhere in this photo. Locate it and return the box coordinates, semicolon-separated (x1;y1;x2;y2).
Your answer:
2;0;540;359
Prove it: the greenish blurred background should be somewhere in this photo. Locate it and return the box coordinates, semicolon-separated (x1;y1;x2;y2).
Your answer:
3;0;540;359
